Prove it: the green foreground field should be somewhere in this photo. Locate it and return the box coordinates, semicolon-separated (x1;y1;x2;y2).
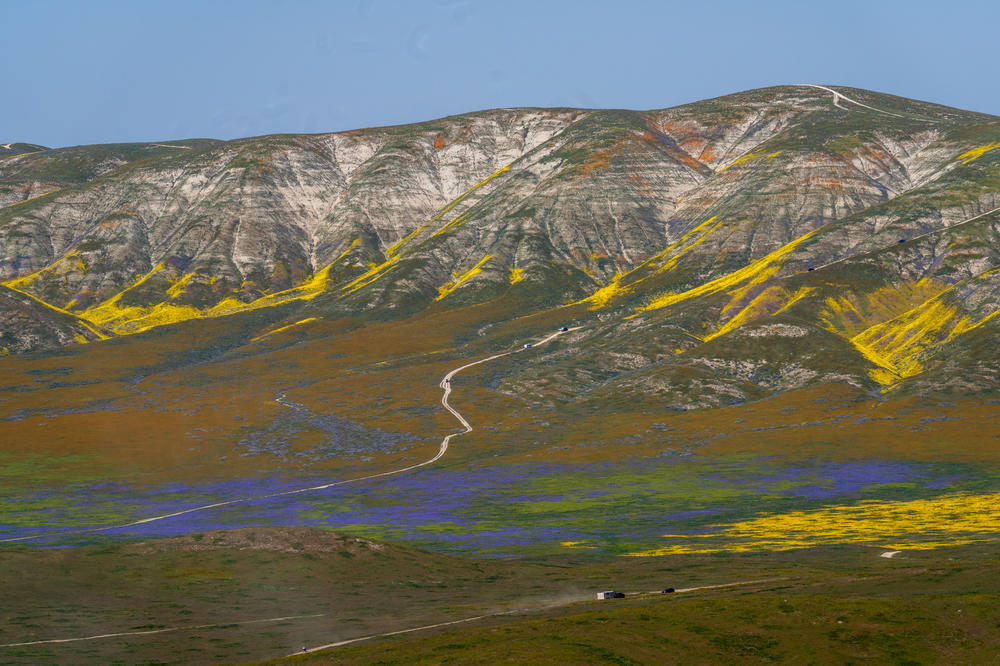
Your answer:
1;529;998;664
280;589;1000;665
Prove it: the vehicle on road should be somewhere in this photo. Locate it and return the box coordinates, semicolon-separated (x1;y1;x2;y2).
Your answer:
524;343;532;348
597;591;625;599
662;588;675;593
560;326;568;332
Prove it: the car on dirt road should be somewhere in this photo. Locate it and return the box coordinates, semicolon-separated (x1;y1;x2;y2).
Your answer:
597;591;626;599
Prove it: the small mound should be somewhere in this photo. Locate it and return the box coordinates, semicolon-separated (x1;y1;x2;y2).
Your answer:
129;526;388;555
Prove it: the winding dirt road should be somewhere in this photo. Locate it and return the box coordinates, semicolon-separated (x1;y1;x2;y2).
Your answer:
1;328;575;544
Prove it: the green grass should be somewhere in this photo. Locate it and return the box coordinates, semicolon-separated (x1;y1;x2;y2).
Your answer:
825;133;867;155
2;529;999;665
287;593;1000;665
264;539;1000;665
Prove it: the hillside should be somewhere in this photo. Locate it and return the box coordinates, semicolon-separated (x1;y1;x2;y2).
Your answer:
2;85;1000;405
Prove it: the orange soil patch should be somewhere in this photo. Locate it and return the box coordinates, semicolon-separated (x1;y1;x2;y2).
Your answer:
457;382;1000;466
0;296;575;484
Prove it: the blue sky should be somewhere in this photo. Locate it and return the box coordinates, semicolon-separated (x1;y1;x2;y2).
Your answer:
5;0;999;147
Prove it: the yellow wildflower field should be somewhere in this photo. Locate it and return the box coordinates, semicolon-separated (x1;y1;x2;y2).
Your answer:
627;492;1000;556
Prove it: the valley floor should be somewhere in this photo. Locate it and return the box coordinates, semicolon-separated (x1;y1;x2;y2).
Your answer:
1;305;999;663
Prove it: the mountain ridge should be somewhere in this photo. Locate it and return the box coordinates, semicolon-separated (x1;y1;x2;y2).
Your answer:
3;84;1000;403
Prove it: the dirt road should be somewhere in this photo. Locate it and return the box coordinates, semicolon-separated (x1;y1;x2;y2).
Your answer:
1;328;575;543
293;576;789;656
